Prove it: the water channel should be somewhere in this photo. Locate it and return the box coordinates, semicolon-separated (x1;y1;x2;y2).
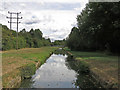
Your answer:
20;49;101;89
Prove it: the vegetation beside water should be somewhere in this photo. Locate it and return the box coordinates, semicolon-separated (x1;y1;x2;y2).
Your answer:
1;1;119;89
64;47;118;87
65;2;119;88
54;49;101;88
66;57;100;88
2;47;59;88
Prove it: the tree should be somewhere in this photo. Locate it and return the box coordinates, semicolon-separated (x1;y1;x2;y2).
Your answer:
66;27;80;50
2;24;52;50
66;2;120;53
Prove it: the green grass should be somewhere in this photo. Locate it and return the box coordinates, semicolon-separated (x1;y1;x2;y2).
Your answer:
3;47;58;61
64;47;118;86
2;46;59;88
65;47;107;57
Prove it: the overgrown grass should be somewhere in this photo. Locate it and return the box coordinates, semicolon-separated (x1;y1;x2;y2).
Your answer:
64;47;118;86
20;63;36;79
2;46;59;88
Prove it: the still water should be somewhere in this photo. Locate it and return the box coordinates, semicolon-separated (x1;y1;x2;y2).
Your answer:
20;49;100;88
32;54;77;88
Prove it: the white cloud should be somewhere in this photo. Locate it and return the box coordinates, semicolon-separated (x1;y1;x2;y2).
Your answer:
0;0;88;41
3;0;88;3
20;3;26;7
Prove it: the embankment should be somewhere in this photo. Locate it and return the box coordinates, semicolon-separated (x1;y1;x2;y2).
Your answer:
64;48;118;88
2;47;59;88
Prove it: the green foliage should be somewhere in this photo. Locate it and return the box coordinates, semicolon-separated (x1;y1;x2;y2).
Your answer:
66;27;80;50
66;56;90;74
52;39;65;46
20;63;36;79
54;48;66;55
2;24;52;50
66;2;120;53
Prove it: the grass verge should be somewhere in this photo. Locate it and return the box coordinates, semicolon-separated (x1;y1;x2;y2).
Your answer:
64;47;118;88
2;46;59;88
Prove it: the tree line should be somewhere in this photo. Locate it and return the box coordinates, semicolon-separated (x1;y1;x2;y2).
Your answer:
1;24;64;50
66;2;120;53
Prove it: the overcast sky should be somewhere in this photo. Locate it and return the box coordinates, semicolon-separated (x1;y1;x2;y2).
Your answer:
0;0;88;41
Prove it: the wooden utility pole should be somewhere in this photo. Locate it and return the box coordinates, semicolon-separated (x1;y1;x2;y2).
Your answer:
6;11;12;30
6;11;22;50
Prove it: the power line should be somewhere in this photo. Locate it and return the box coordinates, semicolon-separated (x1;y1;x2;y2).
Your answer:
6;11;22;50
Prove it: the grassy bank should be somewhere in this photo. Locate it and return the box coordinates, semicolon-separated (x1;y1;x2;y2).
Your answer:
64;47;118;88
2;46;59;88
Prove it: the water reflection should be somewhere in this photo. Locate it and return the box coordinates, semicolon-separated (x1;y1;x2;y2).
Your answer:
31;54;77;88
66;56;101;89
20;49;101;88
54;49;66;56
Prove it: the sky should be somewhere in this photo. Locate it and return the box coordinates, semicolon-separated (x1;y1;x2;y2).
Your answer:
0;0;88;41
